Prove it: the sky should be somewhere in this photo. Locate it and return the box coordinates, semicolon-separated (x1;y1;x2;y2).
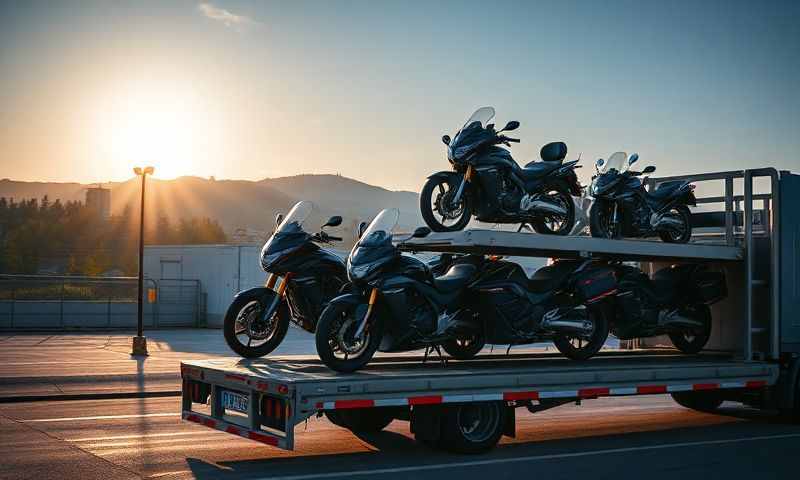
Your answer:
0;0;798;191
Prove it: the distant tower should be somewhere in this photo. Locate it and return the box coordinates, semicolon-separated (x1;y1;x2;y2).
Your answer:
85;184;111;220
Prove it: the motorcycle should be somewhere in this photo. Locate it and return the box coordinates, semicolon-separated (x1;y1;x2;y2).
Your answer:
609;262;727;353
314;208;486;372
223;201;348;358
589;152;697;242
420;106;582;234
314;209;618;372
472;257;615;361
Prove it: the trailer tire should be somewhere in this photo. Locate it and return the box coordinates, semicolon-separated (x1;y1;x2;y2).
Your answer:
325;408;395;433
440;402;506;454
671;391;723;413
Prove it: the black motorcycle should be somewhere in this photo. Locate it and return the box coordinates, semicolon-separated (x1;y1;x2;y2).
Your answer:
589;152;696;243
315;209;485;372
224;201;348;358
472;257;615;361
420;106;582;234
609;263;727;353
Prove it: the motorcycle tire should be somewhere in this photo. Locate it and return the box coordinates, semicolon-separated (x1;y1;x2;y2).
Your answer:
658;205;693;243
589;199;620;239
553;307;609;361
223;292;290;358
531;183;576;236
315;301;383;373
420;176;472;232
441;333;485;360
668;304;712;354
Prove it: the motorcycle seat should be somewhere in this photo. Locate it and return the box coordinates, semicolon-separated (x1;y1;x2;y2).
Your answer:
433;263;477;293
528;260;577;294
646;180;686;201
520;160;561;182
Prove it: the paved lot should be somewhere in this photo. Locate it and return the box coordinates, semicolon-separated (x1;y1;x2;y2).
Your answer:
1;330;797;479
2;395;798;480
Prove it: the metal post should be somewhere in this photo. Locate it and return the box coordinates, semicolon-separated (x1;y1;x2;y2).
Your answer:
132;168;151;356
768;170;780;359
724;177;734;246
743;171;753;361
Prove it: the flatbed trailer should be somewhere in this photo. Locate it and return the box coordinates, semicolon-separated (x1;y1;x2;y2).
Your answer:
182;167;800;452
181;352;778;451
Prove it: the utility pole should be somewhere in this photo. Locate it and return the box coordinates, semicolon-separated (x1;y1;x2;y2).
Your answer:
132;166;154;356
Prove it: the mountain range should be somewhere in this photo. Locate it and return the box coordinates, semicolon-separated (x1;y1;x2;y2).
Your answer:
0;175;423;241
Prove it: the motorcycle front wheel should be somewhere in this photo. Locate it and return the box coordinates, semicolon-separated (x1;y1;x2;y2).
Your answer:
315;301;383;373
553;307;609;360
420;176;472;232
589;199;621;239
223;291;290;358
531;185;576;235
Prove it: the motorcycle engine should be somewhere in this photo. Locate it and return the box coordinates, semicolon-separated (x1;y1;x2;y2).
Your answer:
408;289;436;334
498;179;522;213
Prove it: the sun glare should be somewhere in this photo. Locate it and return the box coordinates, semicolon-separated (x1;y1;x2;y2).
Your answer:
94;81;218;180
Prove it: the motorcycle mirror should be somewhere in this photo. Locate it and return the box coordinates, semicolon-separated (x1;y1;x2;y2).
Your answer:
628;153;639;165
501;120;520;132
357;221;368;239
595;158;604;170
275;213;284;227
322;215;342;229
642;165;656;174
412;226;431;238
442;135;451;146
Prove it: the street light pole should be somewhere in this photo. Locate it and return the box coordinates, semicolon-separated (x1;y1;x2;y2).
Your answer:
132;166;154;356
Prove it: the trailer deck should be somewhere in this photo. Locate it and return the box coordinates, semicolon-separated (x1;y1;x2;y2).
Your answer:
398;229;743;261
181;352;777;450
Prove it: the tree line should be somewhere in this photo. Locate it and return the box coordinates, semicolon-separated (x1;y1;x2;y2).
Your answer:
0;196;227;275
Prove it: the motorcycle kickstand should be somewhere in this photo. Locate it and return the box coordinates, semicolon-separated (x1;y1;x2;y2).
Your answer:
506;344;513;356
433;345;448;367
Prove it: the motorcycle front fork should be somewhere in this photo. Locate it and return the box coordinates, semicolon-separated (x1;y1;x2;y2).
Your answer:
261;273;292;320
354;287;379;339
450;165;474;207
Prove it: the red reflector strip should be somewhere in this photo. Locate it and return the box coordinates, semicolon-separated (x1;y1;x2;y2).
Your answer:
503;391;539;401
186;413;202;423
202;418;216;428
335;399;375;409
225;374;248;382
579;387;610;398
746;380;767;388
408;395;443;405
693;383;719;391
637;385;667;394
226;425;240;435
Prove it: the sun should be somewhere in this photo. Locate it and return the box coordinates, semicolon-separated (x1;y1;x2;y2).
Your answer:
94;80;217;180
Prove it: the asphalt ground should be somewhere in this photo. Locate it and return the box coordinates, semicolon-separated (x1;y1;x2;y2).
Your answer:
2;394;798;480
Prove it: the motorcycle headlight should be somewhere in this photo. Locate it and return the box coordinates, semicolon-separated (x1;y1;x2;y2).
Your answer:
348;261;375;282
591;178;614;196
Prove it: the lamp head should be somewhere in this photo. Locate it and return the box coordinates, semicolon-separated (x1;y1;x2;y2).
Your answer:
133;167;142;175
144;166;154;175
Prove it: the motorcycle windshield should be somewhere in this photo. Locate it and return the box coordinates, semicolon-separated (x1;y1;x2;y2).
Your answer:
449;107;497;162
349;208;400;269
260;201;314;269
598;151;629;174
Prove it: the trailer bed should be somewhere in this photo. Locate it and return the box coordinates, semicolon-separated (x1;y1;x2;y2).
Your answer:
181;352;777;450
399;229;743;261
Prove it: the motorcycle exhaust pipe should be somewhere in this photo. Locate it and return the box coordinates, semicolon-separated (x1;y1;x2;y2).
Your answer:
652;214;684;232
541;311;594;335
658;310;704;329
522;197;568;216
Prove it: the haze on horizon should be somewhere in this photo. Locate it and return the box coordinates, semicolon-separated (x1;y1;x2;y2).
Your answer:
1;0;798;192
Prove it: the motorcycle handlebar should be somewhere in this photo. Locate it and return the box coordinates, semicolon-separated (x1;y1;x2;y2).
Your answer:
327;235;343;241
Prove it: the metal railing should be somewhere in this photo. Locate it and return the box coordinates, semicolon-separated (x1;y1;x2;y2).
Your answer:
0;275;201;329
648;168;781;361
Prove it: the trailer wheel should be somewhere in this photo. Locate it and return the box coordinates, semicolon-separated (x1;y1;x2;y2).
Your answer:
325;408;395;433
671;391;723;413
440;402;506;454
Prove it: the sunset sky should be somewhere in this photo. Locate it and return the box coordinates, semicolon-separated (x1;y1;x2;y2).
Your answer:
1;0;798;191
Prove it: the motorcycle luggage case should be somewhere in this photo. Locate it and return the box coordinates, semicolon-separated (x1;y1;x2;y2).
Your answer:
574;266;617;304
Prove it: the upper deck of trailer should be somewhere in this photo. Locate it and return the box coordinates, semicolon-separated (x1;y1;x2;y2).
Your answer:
397;229;743;262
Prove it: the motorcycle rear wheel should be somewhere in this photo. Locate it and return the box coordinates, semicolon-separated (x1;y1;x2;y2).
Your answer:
553;307;609;360
658;205;693;243
531;184;576;235
668;304;712;354
420;176;472;232
442;333;485;360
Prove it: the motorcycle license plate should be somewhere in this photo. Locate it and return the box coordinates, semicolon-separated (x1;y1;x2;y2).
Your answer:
222;390;248;413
